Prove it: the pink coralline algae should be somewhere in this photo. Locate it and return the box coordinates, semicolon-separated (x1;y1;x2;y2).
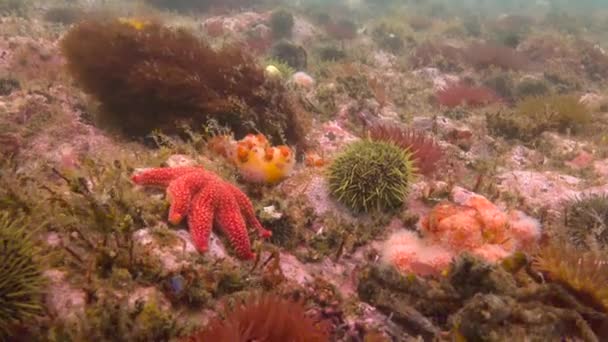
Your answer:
132;166;271;260
383;192;541;276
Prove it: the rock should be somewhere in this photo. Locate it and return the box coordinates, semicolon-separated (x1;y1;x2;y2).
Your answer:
412;67;459;91
291;16;318;45
0;133;20;157
372;50;397;69
310;120;359;157
496;170;581;210
128;286;171;311
539;132;583;158
594;159;608;179
45;232;62;248
166;154;196;168
505;145;544;169
44;269;86;322
305;175;346;217
133;228;229;275
412;115;470;140
447;127;474;151
278;252;314;286
579;93;606;112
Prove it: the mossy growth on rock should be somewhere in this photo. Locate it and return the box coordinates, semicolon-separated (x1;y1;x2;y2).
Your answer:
0;0;28;16
533;241;608;315
564;193;608;251
359;253;604;340
303;213;388;262
270;9;294;39
487;94;591;142
145;0;248;12
76;295;181;341
328;140;415;213
61;18;310;148
0;77;20;96
43;5;85;25
271;41;308;71
516;95;591;132
514;78;549;100
371;21;409;53
0;211;45;339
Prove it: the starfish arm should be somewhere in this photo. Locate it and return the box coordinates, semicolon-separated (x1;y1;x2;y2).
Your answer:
188;188;216;254
131;166;204;187
215;194;255;260
227;183;272;238
166;170;211;224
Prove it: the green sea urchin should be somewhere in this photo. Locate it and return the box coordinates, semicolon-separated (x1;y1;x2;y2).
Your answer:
328;140;415;213
0;211;45;339
565;193;608;250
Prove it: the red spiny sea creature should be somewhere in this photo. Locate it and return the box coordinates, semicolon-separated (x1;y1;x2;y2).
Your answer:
187;293;330;342
368;123;443;176
131;166;271;260
435;83;500;108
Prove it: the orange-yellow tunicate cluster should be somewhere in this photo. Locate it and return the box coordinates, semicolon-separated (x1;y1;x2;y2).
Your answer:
383;193;541;276
118;17;150;30
210;134;295;184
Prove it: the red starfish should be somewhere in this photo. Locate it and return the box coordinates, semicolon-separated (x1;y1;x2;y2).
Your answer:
132;166;272;260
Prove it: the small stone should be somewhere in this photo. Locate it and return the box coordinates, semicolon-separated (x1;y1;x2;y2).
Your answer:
579;93;605;112
44;269;86;322
166;154;196;168
262;205;283;219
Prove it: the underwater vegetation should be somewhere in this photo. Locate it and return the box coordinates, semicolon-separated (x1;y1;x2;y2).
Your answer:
323;18;358;41
463;42;530;71
43;5;85;25
0;0;27;16
367;123;443;176
131;166;272;260
270;9;294;40
328;140;415;214
73;295;179;342
61;18;309;148
188;293;330;342
565;193;608;251
409;42;462;71
0;211;45;339
359;253;604;341
436;83;500;108
516;95;591;132
533;242;608;315
371;21;409;53
487;94;591;142
145;0;250;13
6;0;608;340
271;41;308;71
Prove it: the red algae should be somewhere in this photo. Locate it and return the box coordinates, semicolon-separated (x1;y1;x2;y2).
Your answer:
435;83;500;108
